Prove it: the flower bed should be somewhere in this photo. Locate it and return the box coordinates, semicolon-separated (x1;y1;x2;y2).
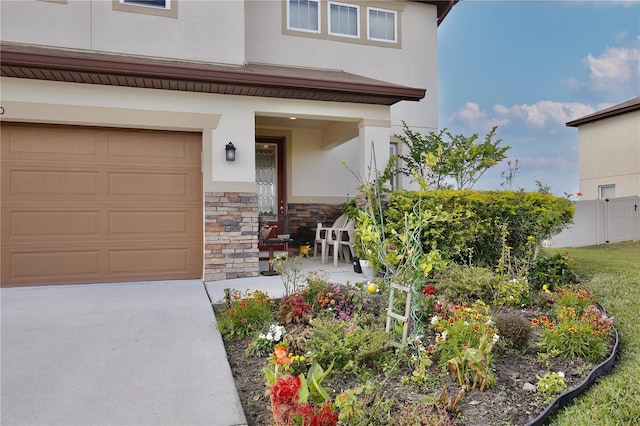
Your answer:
215;266;618;426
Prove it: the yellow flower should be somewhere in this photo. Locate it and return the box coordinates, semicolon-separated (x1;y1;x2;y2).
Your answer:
542;284;551;294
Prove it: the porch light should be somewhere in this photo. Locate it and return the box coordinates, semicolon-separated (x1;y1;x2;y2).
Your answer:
225;142;236;162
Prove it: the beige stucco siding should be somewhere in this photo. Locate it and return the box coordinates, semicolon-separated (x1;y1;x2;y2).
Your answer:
244;1;438;132
0;0;246;65
578;110;640;199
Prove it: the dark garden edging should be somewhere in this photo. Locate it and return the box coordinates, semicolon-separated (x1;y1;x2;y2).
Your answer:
526;304;620;426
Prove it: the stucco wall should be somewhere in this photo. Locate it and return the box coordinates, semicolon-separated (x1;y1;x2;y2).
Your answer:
0;0;246;64
244;0;439;132
578;110;640;199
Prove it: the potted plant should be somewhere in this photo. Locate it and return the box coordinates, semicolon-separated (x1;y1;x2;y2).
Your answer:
291;225;315;257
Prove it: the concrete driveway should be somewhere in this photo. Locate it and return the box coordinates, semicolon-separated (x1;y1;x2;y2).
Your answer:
1;280;247;426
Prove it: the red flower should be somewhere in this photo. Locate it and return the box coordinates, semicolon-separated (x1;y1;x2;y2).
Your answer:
270;375;301;425
310;401;338;426
422;285;437;296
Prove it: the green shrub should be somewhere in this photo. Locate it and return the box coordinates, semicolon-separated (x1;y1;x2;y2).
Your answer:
494;312;532;352
433;264;497;304
528;252;578;292
216;289;273;340
307;315;391;371
384;190;574;268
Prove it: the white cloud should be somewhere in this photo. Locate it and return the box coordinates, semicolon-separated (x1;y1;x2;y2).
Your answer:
451;100;595;130
565;41;640;98
450;102;509;131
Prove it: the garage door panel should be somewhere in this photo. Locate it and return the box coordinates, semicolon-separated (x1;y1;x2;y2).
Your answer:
9;169;100;196
107;133;194;164
1;124;202;286
109;248;193;275
8;250;101;280
108;210;196;236
108;172;191;197
4;126;101;159
9;211;101;237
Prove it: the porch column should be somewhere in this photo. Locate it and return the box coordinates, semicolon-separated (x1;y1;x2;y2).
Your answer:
357;120;391;181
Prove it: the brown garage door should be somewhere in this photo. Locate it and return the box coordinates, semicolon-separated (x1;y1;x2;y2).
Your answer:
1;124;202;286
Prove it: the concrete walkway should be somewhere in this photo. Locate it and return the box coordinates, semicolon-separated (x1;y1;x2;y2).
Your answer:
1;256;369;426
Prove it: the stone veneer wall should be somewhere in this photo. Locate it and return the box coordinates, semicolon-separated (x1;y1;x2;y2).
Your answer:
204;192;259;281
287;203;346;234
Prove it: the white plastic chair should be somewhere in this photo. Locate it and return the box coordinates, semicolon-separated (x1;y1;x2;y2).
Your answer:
325;219;354;268
313;214;348;260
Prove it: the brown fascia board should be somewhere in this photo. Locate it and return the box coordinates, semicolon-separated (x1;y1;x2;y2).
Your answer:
414;0;460;26
0;43;425;104
566;97;640;127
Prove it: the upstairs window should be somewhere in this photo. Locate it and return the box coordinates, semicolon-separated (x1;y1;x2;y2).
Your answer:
329;2;359;38
368;7;396;42
288;0;320;33
122;0;169;9
113;0;176;18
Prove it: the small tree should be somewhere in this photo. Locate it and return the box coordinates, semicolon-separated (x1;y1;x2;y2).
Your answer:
395;123;510;190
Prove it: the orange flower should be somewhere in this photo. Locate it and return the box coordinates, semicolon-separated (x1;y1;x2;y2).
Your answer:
568;327;577;333
273;344;291;366
540;316;548;323
547;323;555;329
473;325;480;332
449;318;455;325
531;318;539;326
229;309;237;315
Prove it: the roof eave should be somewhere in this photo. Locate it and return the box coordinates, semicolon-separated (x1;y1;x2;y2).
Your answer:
1;43;425;106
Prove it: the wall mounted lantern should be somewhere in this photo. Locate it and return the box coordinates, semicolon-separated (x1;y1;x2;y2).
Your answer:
225;142;236;162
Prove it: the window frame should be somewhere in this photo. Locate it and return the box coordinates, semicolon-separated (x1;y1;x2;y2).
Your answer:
367;6;397;43
599;184;616;200
328;1;360;39
287;0;321;34
112;0;177;18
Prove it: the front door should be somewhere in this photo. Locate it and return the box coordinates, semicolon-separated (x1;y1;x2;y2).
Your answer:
256;137;286;247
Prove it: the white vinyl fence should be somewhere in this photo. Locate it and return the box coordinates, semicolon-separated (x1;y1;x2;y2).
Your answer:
547;196;640;248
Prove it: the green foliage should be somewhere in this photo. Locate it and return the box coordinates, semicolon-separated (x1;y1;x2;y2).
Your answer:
385;189;575;268
291;225;314;245
535;304;614;362
494;312;532;352
245;324;287;357
492;276;530;308
432;301;498;372
302;269;330;305
528;252;578;292
307;316;392;371
555;283;596;316
271;255;304;296
432;264;497;304
395;122;510;190
536;371;567;399
216;289;273;340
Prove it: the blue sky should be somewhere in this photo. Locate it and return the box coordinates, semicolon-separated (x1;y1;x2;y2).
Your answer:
437;0;640;196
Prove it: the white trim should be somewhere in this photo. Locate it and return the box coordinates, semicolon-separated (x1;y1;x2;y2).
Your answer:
367;6;397;43
328;1;360;39
286;0;321;34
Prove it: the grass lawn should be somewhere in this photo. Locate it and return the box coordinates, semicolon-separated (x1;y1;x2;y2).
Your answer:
547;241;640;425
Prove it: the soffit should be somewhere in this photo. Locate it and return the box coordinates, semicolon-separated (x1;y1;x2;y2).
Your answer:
0;42;425;106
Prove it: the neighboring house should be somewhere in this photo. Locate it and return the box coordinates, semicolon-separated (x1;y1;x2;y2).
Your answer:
549;97;640;247
567;97;640;200
0;0;456;286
